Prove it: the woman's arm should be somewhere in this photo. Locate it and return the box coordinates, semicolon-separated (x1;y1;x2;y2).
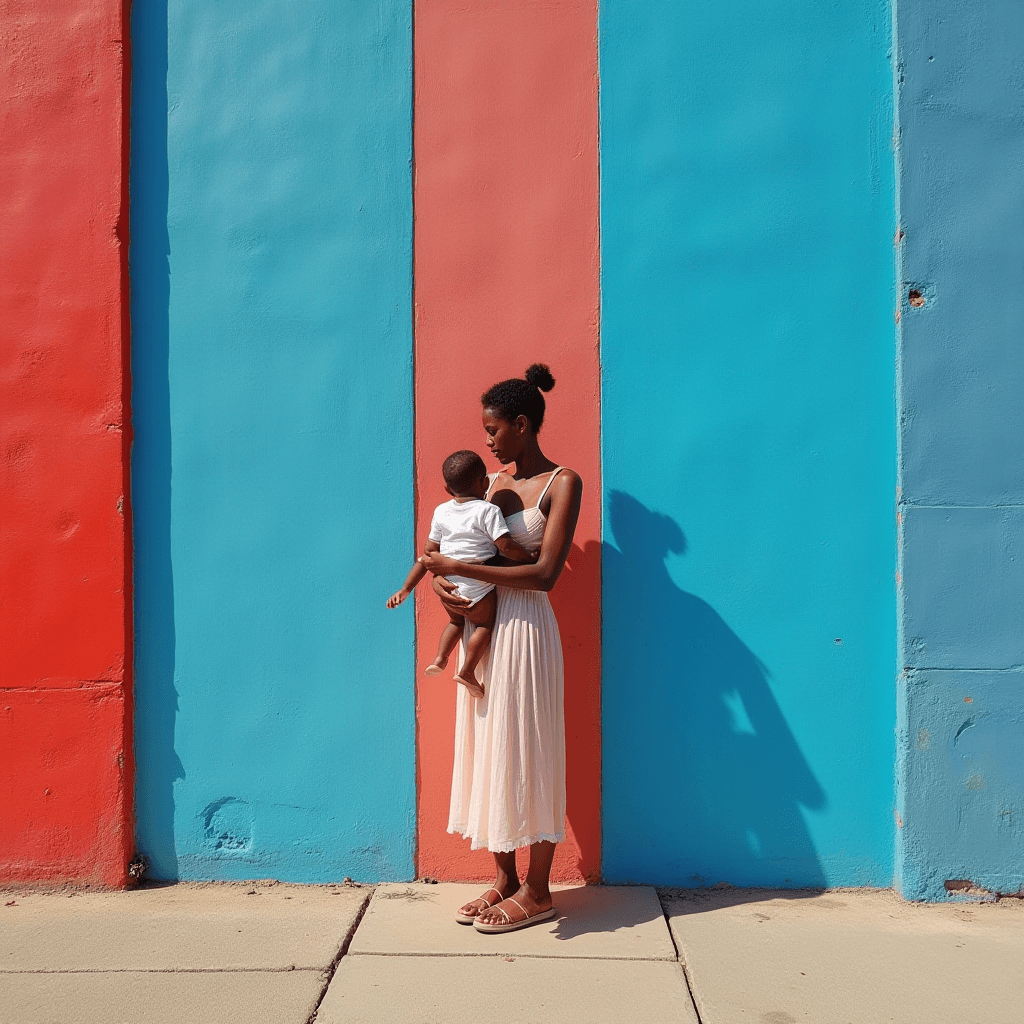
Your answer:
493;533;538;564
420;472;582;592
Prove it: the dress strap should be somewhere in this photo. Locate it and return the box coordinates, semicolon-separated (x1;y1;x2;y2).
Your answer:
485;472;502;499
535;467;565;508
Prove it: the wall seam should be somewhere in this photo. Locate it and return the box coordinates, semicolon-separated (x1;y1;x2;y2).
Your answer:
904;667;1024;674
410;0;420;883
119;0;137;889
594;0;604;887
899;503;1024;510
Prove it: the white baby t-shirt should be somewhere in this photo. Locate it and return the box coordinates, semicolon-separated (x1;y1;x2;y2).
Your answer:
428;499;509;605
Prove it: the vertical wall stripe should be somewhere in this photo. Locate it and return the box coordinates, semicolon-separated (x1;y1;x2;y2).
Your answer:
1;0;132;885
895;0;1024;900
600;0;897;886
132;0;415;881
414;0;601;882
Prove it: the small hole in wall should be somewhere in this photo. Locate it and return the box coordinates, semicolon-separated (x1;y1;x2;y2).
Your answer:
908;289;925;307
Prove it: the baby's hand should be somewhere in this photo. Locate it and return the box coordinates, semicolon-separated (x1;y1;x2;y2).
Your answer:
386;589;409;609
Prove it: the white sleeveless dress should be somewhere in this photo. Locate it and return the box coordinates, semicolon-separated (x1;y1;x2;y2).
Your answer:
447;471;567;852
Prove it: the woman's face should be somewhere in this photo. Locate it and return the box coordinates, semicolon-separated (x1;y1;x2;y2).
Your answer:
482;406;528;464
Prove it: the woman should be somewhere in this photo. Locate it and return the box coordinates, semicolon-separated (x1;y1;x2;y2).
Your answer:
420;363;583;933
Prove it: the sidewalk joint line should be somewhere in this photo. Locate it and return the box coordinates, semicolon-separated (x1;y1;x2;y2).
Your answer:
0;967;324;975
657;891;704;1024
305;887;373;1023
346;950;676;962
680;961;706;1024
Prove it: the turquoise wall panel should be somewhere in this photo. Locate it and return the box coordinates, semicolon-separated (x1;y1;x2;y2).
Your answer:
131;0;414;880
895;0;1024;900
600;0;897;886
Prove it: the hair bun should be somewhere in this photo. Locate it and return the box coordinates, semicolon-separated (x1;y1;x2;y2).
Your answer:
524;363;555;393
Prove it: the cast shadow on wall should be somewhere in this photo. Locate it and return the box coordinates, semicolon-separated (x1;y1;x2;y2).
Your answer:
130;0;182;879
602;491;827;890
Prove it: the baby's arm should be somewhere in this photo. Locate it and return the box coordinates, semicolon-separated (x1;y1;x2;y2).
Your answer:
387;540;441;608
493;534;538;564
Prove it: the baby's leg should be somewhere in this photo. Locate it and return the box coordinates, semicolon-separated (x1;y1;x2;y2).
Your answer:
453;591;497;698
425;607;464;676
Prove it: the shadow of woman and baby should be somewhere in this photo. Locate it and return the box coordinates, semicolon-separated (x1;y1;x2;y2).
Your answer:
552;492;827;934
602;491;826;887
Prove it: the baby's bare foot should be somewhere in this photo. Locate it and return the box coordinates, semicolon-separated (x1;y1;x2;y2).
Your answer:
424;656;447;677
453;672;484;699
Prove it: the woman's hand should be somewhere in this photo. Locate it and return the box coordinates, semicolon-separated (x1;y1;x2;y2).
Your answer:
431;574;472;613
419;551;459;576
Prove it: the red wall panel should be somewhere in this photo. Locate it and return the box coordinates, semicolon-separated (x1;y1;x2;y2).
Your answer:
414;0;601;882
0;0;131;885
0;690;128;881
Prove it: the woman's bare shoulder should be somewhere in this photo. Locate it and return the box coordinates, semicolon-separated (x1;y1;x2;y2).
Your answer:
552;467;583;492
487;471;517;496
543;467;582;515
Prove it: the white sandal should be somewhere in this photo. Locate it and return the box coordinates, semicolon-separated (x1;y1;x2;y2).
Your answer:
455;888;504;925
472;896;557;933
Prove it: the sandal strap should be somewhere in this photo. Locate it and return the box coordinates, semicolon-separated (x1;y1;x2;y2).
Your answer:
504;897;528;922
469;888;502;912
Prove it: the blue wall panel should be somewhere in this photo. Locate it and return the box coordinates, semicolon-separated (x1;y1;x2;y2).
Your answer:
131;0;414;880
903;507;1024;671
897;4;1024;507
897;670;1024;900
600;0;897;887
896;0;1024;899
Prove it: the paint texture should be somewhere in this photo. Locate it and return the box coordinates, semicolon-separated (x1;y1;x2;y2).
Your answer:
1;0;132;885
9;0;1023;897
600;0;897;886
895;0;1024;899
131;0;415;881
413;0;601;883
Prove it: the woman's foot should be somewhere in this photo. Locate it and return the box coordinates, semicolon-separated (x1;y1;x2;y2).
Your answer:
475;882;552;928
457;880;519;922
453;671;484;699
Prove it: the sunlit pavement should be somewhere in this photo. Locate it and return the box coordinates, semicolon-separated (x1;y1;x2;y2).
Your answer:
3;882;1022;1023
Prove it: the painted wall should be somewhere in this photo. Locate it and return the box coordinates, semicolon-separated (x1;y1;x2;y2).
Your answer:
600;0;897;887
9;0;1021;894
413;0;602;883
131;0;415;881
895;0;1024;900
1;0;132;885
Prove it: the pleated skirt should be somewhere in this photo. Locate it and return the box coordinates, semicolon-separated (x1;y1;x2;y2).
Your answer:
447;586;566;852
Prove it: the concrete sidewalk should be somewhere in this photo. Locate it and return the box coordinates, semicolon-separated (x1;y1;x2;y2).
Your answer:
2;882;1022;1023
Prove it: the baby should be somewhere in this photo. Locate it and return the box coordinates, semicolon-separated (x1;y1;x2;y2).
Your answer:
387;450;536;698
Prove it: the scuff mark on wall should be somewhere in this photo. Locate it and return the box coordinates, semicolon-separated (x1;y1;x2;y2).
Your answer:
952;718;975;745
201;798;252;854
